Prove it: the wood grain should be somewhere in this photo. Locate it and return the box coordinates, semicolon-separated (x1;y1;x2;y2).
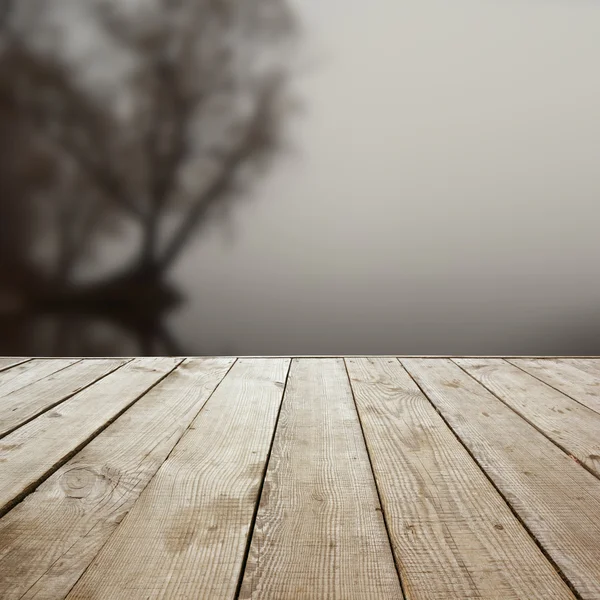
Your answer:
0;356;598;599
0;357;180;517
508;358;600;414
558;359;600;376
67;358;290;600
0;359;80;399
0;359;30;373
346;357;574;600
0;358;234;600
402;358;600;599
455;358;600;477
0;359;128;438
240;358;403;600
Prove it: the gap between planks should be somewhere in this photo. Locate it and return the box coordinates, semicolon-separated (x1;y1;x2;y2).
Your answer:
342;358;407;600
506;359;600;415
0;359;132;439
401;358;600;599
1;356;598;599
66;358;290;600
0;358;182;518
0;358;236;600
452;358;600;479
0;358;32;373
239;358;403;599
345;357;575;600
232;359;292;600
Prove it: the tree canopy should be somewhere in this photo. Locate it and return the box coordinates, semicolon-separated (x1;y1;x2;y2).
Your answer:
0;0;297;289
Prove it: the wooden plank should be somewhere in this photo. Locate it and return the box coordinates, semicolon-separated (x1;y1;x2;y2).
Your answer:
455;358;600;477
0;358;30;373
0;357;180;517
0;359;80;398
555;358;600;378
0;359;128;438
402;358;600;599
67;358;290;600
0;362;40;390
345;357;574;600
239;358;403;600
0;358;235;600
508;358;600;414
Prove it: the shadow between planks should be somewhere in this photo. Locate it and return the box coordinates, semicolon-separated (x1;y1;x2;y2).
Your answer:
0;357;599;599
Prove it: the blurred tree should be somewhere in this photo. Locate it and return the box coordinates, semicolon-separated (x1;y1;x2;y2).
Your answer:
0;0;296;317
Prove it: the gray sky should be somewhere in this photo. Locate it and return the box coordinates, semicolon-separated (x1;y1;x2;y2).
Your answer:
170;0;600;354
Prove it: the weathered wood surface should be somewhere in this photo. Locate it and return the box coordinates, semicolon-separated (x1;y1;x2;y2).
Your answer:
0;358;30;373
240;358;402;599
509;358;600;414
0;356;599;599
0;359;127;438
0;359;80;400
67;358;289;600
346;357;574;600
558;358;600;375
402;358;600;599
0;358;234;600
455;358;600;476
0;358;180;516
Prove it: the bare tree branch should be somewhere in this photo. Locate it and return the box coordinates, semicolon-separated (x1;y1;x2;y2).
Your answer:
157;75;283;272
1;38;145;220
1;0;296;285
54;133;145;220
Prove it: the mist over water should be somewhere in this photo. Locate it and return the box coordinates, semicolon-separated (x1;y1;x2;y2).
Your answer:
2;0;600;355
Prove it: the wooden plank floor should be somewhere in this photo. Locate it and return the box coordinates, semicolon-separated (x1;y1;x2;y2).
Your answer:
0;357;599;599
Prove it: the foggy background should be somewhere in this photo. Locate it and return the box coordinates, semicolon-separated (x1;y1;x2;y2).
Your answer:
1;0;600;356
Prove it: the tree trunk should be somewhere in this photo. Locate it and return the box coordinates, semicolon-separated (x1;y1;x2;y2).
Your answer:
138;211;160;276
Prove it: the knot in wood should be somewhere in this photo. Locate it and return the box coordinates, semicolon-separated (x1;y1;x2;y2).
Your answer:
59;466;105;499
